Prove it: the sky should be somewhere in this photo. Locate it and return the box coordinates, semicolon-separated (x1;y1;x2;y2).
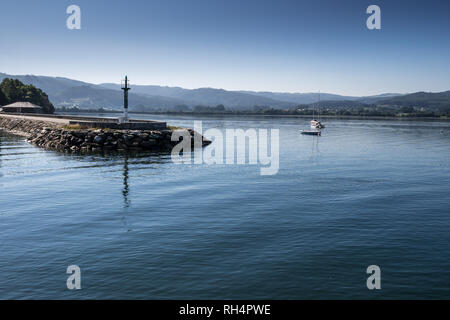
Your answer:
0;0;449;96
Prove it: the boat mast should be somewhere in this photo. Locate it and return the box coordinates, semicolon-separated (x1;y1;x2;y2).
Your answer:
312;94;315;120
318;91;321;121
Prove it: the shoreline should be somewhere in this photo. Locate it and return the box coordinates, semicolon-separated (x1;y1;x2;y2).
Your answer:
0;114;210;154
58;110;450;122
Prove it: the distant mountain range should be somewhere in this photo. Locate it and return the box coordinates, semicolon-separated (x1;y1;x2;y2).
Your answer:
237;91;400;104
1;72;449;111
100;82;402;108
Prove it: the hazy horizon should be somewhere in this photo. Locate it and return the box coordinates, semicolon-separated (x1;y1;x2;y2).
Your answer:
3;71;447;98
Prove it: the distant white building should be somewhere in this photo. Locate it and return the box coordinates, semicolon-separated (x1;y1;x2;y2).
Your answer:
0;102;43;114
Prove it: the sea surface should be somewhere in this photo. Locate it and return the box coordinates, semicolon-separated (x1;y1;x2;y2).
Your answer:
1;114;449;299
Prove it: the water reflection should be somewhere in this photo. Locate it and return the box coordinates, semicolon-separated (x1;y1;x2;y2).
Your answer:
122;155;130;208
121;155;132;232
79;151;172;232
309;135;321;162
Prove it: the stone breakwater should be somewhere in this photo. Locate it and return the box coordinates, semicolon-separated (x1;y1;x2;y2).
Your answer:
0;116;210;153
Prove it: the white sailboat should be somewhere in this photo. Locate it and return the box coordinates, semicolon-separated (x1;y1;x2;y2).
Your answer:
310;92;325;129
301;91;325;136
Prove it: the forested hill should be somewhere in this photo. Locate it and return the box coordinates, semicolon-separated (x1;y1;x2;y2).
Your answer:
378;91;450;111
0;78;55;114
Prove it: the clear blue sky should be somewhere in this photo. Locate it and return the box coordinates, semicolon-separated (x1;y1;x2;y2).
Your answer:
0;0;449;96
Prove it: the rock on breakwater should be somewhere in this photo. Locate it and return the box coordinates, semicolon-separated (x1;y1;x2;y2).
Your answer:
0;115;210;153
0;116;55;138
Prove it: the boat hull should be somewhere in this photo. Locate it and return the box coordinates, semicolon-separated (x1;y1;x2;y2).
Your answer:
301;130;321;136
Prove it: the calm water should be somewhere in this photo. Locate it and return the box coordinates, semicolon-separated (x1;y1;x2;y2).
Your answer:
1;114;449;299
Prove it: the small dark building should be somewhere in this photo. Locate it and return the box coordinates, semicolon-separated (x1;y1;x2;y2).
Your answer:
0;102;43;114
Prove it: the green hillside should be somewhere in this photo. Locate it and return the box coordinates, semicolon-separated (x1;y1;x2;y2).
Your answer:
378;91;450;111
0;78;55;114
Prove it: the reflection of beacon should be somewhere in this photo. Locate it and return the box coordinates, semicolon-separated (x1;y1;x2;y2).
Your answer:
120;76;131;123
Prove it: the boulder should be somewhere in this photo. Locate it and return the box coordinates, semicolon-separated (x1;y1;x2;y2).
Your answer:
93;135;104;144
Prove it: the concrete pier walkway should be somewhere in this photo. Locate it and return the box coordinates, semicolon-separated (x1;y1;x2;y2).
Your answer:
0;113;71;124
0;113;167;130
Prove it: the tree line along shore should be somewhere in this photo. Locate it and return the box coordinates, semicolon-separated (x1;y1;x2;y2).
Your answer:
56;107;450;120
